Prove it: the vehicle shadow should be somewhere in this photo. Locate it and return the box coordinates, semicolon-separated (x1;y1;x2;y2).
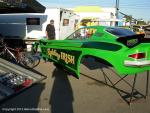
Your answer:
81;57;109;70
0;83;45;113
50;68;74;113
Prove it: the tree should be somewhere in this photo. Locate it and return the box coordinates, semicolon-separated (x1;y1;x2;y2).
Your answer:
124;15;132;23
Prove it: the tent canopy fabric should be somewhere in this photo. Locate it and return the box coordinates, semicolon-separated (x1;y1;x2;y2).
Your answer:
0;0;46;13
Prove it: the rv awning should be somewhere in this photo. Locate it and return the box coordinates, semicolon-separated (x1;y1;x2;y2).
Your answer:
0;0;46;13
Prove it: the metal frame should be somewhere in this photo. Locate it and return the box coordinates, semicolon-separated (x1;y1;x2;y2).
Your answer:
80;66;149;105
101;69;149;105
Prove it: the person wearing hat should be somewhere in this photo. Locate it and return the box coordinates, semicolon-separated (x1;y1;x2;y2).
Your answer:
46;19;55;40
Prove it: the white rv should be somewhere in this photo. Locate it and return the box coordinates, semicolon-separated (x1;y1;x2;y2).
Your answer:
0;8;77;48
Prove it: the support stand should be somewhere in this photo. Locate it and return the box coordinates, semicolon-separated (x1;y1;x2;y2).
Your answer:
101;69;149;105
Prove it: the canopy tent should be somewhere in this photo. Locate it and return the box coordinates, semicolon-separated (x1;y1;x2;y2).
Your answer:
0;0;45;13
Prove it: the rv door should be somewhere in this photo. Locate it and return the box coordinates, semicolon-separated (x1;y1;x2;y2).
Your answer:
59;10;76;40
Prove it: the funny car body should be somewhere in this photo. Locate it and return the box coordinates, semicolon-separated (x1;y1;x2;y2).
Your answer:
33;26;150;78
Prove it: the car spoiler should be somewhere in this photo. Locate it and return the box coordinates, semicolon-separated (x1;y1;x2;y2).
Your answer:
141;37;150;43
116;34;145;48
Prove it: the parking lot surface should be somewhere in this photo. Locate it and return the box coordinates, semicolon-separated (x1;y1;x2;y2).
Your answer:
0;59;150;113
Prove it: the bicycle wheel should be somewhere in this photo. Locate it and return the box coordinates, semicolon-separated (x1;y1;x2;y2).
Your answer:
31;55;41;68
20;52;40;68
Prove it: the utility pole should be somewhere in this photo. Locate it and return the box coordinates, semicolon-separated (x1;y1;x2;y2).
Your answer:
115;0;119;26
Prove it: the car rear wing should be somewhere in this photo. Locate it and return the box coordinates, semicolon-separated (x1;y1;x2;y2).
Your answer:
141;37;150;43
116;34;145;48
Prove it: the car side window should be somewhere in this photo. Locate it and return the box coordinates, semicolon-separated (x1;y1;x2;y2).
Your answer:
86;28;97;38
94;32;104;37
67;28;97;40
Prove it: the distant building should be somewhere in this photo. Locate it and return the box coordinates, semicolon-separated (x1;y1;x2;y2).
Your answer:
72;6;122;27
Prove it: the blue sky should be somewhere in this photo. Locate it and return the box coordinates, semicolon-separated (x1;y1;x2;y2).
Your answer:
37;0;150;21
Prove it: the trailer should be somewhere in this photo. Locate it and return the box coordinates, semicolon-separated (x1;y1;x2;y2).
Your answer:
0;8;78;50
0;57;46;104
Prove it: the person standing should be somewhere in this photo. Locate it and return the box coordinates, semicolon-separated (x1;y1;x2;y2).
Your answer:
46;19;55;40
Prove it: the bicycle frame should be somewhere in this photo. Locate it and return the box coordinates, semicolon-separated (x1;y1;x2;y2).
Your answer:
1;44;21;63
5;47;18;62
1;42;40;68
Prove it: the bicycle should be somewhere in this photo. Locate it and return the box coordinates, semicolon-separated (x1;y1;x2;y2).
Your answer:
0;39;40;68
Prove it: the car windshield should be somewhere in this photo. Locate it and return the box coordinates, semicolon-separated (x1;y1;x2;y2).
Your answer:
106;27;136;37
66;28;97;40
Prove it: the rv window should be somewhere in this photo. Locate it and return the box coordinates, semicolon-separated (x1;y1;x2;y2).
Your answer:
26;18;40;25
63;19;69;26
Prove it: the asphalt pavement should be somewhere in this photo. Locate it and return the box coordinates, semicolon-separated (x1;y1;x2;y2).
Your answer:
0;59;150;113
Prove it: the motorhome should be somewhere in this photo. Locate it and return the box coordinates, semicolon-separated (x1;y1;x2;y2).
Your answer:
0;8;78;49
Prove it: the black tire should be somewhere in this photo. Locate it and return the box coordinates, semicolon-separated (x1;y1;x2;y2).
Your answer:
20;52;40;68
31;55;41;68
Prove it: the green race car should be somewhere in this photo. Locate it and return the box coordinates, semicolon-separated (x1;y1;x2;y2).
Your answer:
34;26;150;78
